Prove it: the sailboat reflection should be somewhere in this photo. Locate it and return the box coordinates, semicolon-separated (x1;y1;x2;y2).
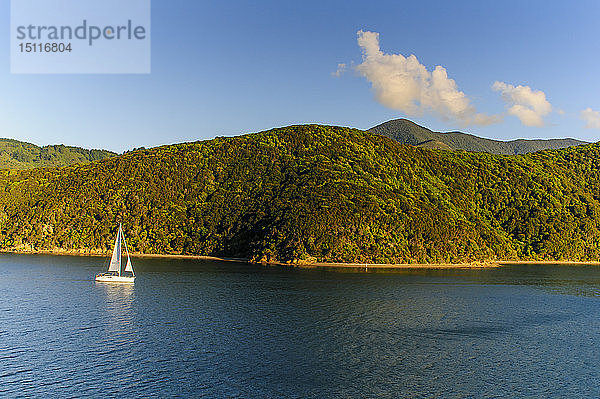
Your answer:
98;282;135;322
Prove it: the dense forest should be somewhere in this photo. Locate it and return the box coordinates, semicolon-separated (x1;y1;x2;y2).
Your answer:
371;119;587;154
0;124;598;264
0;139;115;169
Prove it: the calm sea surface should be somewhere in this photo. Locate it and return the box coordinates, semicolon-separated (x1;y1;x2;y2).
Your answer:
1;255;600;398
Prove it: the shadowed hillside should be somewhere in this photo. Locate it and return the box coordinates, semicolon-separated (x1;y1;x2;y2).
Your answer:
370;119;588;154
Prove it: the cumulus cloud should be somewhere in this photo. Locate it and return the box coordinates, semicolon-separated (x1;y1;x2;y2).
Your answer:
492;82;552;127
581;108;600;129
354;30;499;126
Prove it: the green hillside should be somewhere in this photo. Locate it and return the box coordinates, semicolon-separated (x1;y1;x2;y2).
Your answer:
0;124;598;264
0;138;116;169
370;119;588;154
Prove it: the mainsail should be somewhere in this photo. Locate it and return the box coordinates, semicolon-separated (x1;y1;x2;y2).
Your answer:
108;226;121;273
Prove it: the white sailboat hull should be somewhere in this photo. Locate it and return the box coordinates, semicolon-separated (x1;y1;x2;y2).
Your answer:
95;274;135;284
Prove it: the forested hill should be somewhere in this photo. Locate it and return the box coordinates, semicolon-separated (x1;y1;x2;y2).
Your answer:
0;139;116;169
370;119;588;154
0;124;599;264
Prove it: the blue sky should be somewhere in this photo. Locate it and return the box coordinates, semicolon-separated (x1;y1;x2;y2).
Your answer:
1;0;600;152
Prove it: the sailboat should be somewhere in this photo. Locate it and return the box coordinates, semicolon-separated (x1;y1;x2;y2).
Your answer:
95;223;135;283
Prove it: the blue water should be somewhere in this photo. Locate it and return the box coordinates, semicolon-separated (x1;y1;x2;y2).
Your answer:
1;255;600;398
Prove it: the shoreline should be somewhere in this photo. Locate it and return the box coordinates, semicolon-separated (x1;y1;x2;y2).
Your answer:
290;261;500;270
2;249;600;269
497;260;600;266
0;249;248;264
0;249;499;268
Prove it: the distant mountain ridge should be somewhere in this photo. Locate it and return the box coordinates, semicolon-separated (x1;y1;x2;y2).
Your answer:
0;138;116;169
369;119;588;155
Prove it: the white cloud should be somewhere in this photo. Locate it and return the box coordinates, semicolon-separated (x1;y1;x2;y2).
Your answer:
581;108;600;129
354;30;499;126
492;81;552;127
332;63;347;78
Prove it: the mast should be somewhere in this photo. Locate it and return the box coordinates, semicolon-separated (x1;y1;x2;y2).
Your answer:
118;223;122;277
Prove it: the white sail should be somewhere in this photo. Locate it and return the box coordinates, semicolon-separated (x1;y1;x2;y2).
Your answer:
122;227;134;275
125;257;133;273
107;227;121;273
